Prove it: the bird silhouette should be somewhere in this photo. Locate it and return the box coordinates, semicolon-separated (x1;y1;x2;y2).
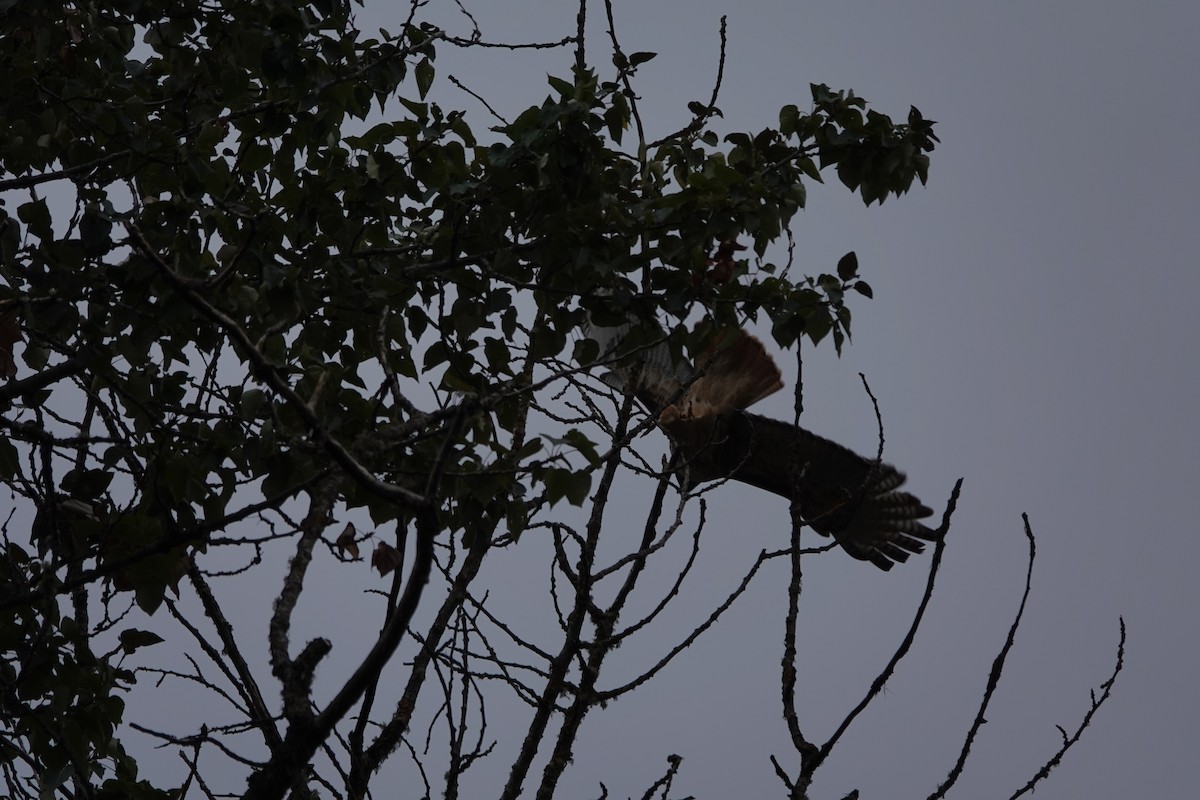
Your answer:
584;317;937;570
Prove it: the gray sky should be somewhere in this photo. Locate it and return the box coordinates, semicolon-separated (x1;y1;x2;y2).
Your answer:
363;1;1197;797
45;1;1191;797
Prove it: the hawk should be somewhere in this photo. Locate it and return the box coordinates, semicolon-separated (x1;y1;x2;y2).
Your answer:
585;318;938;570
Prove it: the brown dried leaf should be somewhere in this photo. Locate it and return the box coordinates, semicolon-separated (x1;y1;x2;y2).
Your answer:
335;522;360;560
371;542;403;576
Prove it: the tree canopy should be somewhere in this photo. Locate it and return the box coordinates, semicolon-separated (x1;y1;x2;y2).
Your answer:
0;2;1121;799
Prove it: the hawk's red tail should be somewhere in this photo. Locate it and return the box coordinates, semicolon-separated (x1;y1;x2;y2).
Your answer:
661;330;783;423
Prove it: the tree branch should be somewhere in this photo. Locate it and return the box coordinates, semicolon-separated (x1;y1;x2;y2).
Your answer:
1007;617;1126;798
929;513;1040;799
813;480;962;773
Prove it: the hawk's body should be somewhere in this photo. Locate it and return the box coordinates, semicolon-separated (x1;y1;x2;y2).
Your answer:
586;318;937;570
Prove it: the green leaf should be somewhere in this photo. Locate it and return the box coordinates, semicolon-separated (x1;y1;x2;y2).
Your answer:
505;500;528;539
779;104;799;136
80;204;114;257
440;368;477;393
17;199;51;241
22;342;48;370
573;336;600;365
240;388;267;420
0;438;18;480
118;629;165;655
483;337;512;374
803;308;833;347
564;470;591;506
529;326;564;360
604;94;630;144
514;437;544;460
543;467;592;508
423;340;450;370
836;251;858;280
39;765;73;798
547;75;574;95
60;468;114;499
546;429;601;467
415;57;434;99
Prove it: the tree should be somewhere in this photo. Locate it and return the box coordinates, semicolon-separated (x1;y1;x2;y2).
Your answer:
0;1;1121;798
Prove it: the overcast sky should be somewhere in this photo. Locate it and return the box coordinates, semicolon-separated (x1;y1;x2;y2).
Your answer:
47;1;1191;797
350;1;1199;797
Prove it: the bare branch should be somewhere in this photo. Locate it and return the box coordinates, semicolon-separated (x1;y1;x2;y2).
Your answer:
815;480;962;770
928;513;1039;800
647;15;729;149
1008;617;1126;798
499;387;640;800
596;542;789;702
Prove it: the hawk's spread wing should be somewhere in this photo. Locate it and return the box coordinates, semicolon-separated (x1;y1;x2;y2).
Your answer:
679;411;936;570
584;316;937;569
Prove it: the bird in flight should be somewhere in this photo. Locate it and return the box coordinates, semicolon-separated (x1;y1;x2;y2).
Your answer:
584;316;938;570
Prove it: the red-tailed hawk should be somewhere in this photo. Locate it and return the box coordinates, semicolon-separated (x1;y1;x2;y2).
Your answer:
585;320;937;570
